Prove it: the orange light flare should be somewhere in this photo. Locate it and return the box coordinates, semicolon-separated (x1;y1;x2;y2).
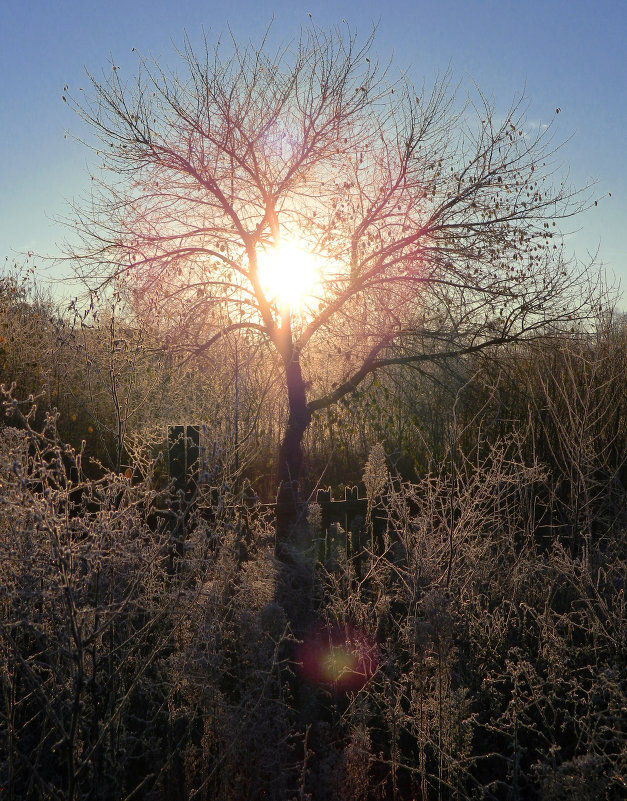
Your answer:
297;624;379;692
254;237;326;318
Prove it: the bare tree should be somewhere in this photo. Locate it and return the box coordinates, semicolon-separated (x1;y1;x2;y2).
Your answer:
63;25;597;539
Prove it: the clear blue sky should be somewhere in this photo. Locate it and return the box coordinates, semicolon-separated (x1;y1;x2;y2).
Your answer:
1;0;625;302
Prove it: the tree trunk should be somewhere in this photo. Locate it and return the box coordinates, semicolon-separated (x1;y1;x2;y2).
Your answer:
274;347;326;801
275;352;311;546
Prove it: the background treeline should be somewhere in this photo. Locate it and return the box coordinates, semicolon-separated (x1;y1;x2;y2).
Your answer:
3;272;626;505
1;272;626;800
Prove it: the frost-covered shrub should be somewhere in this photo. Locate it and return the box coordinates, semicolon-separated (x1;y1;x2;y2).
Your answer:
0;388;294;801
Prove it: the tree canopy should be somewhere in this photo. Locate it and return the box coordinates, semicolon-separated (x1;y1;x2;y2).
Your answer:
64;25;598;534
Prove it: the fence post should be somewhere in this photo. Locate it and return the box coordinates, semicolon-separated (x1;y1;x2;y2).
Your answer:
168;425;186;494
186;425;200;496
167;425;200;499
316;488;332;560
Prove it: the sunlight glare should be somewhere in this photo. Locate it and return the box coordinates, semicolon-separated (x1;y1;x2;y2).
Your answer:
256;239;319;311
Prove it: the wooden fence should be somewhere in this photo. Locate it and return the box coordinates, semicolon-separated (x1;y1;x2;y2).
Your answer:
167;425;385;554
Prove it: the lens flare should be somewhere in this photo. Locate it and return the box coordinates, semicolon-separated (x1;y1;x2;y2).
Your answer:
297;624;378;692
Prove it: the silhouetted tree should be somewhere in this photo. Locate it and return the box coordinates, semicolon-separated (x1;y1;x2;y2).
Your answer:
65;25;597;541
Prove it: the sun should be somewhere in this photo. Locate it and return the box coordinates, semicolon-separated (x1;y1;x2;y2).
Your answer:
256;238;320;312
